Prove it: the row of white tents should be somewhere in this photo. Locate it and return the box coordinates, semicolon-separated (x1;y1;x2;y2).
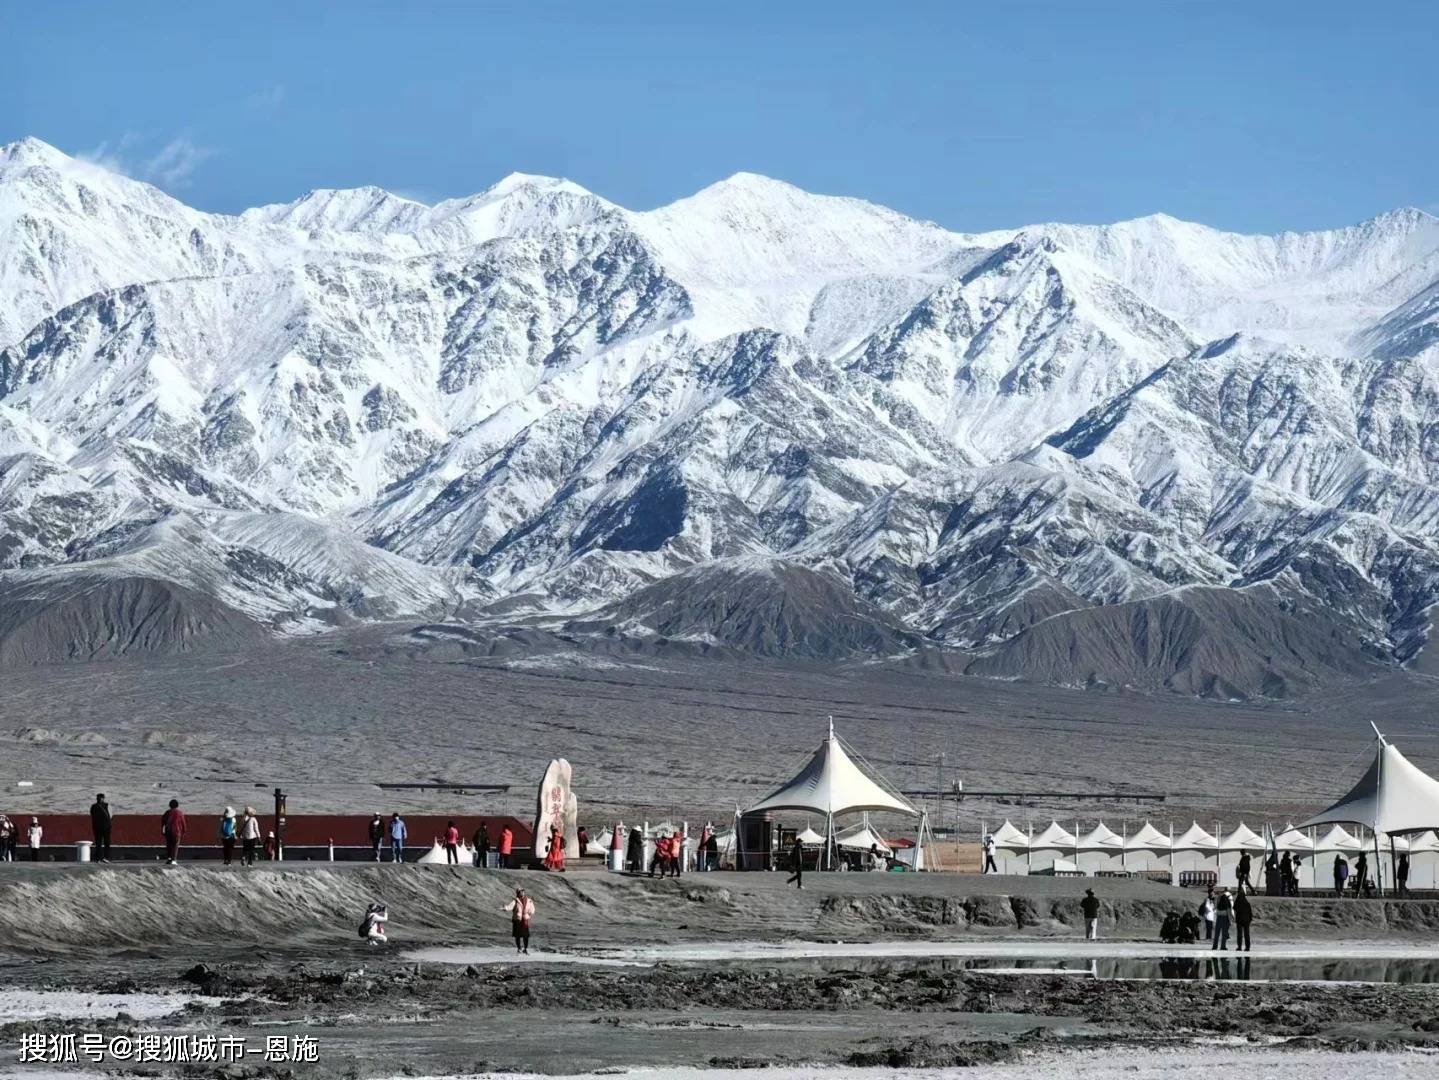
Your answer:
983;819;1439;887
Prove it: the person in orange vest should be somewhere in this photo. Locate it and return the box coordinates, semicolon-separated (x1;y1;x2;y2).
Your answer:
499;825;514;869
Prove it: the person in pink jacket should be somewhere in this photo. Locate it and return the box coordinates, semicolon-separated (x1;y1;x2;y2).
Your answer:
504;888;535;954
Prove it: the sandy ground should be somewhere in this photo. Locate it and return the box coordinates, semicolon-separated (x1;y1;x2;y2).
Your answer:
5;866;1439;1077
4;634;1439;829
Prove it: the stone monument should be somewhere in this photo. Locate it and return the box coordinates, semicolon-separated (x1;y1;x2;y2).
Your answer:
533;758;579;861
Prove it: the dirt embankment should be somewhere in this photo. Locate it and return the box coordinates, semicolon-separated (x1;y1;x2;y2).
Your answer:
4;866;1439;956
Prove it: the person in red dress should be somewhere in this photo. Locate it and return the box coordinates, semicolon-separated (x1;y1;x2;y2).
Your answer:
544;825;566;872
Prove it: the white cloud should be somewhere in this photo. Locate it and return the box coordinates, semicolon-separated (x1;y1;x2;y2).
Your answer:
78;133;217;190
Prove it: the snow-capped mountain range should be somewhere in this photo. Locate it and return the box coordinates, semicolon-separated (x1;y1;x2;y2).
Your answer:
3;135;1439;696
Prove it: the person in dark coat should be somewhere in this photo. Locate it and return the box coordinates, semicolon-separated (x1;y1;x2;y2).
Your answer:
1159;912;1180;944
473;822;491;867
1333;854;1349;898
89;794;112;863
1178;910;1201;944
786;837;805;889
1081;888;1101;939
1236;851;1253;890
1353;852;1369;897
1398;852;1411;897
1233;885;1253;951
1212;887;1233;951
368;814;384;862
625;827;644;873
1279;852;1294;896
1263;854;1279;896
160;799;187;866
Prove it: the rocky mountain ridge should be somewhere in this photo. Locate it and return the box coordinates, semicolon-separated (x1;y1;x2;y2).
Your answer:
3;136;1438;697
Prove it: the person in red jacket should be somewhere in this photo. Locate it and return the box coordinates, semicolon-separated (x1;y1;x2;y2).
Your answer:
543;825;565;872
161;799;187;866
499;825;514;869
444;821;460;865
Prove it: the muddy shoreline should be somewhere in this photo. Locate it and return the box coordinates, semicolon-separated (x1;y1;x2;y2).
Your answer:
6;867;1439;1076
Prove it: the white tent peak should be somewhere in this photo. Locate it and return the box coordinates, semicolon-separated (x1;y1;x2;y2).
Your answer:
1172;822;1219;850
1125;821;1172;851
990;820;1030;847
1219;822;1266;851
1030;821;1078;848
1078;822;1125;850
747;723;918;818
1300;731;1439;836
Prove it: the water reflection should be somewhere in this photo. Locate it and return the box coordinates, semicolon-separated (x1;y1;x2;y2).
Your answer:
729;954;1439;984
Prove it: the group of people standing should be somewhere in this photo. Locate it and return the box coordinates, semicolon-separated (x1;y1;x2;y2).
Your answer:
1330;850;1410;897
366;814;518;867
0;814;41;861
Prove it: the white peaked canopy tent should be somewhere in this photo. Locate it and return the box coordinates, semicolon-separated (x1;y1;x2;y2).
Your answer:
1313;824;1362;851
990;821;1031;848
1171;822;1219;850
1078;823;1125;850
835;821;893;853
1125;822;1172;851
1300;725;1439;893
1273;825;1315;851
1030;821;1079;848
795;826;826;845
1220;823;1267;851
746;717;926;869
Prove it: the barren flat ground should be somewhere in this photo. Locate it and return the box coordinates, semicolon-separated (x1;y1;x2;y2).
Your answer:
4;866;1439;1078
3;629;1438;829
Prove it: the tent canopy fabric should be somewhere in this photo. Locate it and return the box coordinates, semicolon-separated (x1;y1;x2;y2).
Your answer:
1301;735;1439;836
1077;822;1125;850
1172;823;1219;850
747;721;918;818
1314;824;1363;851
795;827;826;845
1219;823;1267;851
1125;822;1172;851
990;821;1030;848
1273;826;1316;851
1030;821;1078;849
835;823;893;853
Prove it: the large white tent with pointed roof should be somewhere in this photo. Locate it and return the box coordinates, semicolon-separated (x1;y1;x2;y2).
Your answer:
744;717;929;870
1300;727;1439;837
747;718;918;819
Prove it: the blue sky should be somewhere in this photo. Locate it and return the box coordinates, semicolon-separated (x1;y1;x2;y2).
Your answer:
3;2;1433;233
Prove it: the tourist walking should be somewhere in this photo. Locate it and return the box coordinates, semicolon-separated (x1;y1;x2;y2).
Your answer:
698;824;713;870
90;794;112;863
1236;851;1253;890
240;807;261;865
0;815;14;861
444;821;461;865
705;829;719;870
1333;854;1349;898
368;813;384;862
1212;887;1232;951
625;827;643;873
504;887;535;954
1233;885;1253;952
1353;852;1369;897
1279;852;1294;896
473;822;490;867
983;834;998;874
160;800;187;866
786;836;805;890
1398;852;1411;897
218;807;238;865
499;824;514;869
389;813;407;863
543;825;565;872
1081;888;1100;939
27;816;42;861
1199;886;1216;941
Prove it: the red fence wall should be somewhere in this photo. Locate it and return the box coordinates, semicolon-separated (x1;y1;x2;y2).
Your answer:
4;813;533;849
